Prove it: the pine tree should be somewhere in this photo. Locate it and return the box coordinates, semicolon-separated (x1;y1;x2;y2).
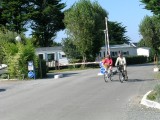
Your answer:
29;0;65;47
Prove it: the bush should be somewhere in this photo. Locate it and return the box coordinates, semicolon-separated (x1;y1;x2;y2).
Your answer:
147;84;160;102
147;91;157;101
35;59;47;79
0;74;8;79
2;40;36;79
154;84;160;102
112;55;148;66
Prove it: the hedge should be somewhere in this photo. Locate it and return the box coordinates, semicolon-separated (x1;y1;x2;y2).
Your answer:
112;55;148;66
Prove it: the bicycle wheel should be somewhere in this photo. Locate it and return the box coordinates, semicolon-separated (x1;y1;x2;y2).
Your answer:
104;72;109;82
109;72;113;81
124;71;128;81
119;72;124;83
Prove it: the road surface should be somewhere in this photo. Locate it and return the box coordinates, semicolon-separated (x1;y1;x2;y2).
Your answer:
0;64;160;120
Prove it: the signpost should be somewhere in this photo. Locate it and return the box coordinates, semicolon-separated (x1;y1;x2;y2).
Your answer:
28;61;35;79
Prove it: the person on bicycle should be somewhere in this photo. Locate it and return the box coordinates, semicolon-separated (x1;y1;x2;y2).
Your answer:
115;53;128;79
103;54;113;73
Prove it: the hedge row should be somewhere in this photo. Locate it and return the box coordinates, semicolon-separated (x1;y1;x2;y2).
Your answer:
112;55;148;65
59;55;149;69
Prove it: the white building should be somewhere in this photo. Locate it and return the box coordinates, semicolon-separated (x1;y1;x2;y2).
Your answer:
137;47;150;57
36;44;150;67
35;47;69;67
96;43;137;61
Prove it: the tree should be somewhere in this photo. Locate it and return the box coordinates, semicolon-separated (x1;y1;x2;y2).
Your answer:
1;40;36;78
64;0;107;62
140;0;160;15
137;39;146;47
29;0;65;47
139;15;160;54
108;21;130;45
0;0;29;34
62;38;82;62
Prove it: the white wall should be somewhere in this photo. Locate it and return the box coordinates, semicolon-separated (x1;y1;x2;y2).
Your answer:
137;48;150;57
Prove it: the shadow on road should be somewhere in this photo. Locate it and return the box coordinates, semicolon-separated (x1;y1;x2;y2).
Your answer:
62;73;78;77
0;89;6;92
47;72;78;78
108;78;154;83
128;63;154;67
127;79;154;82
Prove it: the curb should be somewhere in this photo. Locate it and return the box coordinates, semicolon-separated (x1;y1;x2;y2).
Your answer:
140;90;160;110
54;74;63;79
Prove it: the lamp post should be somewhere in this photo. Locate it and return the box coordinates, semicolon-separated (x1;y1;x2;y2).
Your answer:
15;35;21;42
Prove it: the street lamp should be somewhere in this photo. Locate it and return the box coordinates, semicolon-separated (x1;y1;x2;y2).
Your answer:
15;35;21;42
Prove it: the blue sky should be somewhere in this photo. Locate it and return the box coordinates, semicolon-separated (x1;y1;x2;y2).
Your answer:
54;0;153;43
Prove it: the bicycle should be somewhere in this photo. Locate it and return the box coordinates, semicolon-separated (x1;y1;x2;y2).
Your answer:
104;67;113;82
117;65;128;83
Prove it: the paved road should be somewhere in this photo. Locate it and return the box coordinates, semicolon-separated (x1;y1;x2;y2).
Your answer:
0;64;160;120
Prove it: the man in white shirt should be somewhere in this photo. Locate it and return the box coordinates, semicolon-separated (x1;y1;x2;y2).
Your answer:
115;53;126;70
115;53;128;80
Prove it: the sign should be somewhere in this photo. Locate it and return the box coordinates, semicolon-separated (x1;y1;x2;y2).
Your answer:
28;61;34;71
28;71;35;78
99;62;106;74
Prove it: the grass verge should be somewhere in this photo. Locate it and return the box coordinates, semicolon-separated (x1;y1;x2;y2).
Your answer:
147;84;160;103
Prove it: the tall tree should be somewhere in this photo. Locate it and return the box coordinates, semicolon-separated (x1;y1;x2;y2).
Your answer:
137;39;146;47
62;38;82;61
64;0;107;62
29;0;65;47
139;15;160;54
0;0;28;34
140;0;160;15
108;21;130;45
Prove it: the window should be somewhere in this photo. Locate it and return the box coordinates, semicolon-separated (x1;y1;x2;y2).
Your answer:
123;51;129;56
62;55;66;58
99;52;101;57
39;54;43;60
47;53;54;61
111;52;118;57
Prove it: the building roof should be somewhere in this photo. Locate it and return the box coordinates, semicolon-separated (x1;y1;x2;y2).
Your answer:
36;46;62;52
102;43;136;49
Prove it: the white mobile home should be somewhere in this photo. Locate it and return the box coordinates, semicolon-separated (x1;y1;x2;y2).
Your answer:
35;47;69;67
96;43;137;61
36;44;150;66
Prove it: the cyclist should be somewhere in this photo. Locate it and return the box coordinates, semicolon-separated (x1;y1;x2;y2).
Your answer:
115;53;128;80
103;54;113;73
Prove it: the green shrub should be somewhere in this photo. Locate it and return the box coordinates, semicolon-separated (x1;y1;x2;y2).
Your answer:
35;59;47;79
112;55;148;65
147;84;160;102
0;74;8;79
147;91;157;101
154;84;160;102
2;40;36;79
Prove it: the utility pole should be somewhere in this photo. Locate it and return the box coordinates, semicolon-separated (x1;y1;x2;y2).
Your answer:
104;30;108;56
105;17;110;55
